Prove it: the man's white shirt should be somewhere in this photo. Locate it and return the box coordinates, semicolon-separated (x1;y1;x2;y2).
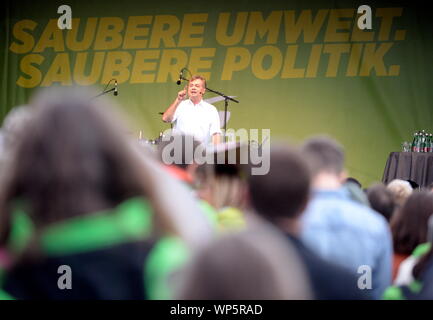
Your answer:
172;99;221;145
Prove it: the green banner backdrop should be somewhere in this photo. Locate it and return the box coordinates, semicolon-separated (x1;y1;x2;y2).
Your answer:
1;0;432;187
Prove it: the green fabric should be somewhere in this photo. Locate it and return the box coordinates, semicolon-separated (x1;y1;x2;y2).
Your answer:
8;207;34;254
383;286;405;300
145;236;190;300
3;197;184;300
0;265;14;300
9;197;153;256
383;244;430;300
42;197;153;255
408;280;423;294
0;289;14;300
383;280;423;300
412;242;431;258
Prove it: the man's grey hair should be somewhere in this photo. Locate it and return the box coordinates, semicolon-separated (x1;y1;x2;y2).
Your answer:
387;179;413;207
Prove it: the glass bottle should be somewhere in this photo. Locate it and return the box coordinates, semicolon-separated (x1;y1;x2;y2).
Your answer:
412;132;419;152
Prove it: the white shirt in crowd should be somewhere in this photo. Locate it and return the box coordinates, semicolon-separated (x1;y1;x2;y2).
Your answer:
172;99;222;145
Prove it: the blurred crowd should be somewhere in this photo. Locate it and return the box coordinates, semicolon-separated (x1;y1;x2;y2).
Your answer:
0;86;431;300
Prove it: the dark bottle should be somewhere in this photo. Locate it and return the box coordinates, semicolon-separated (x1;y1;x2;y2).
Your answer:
428;133;433;152
416;131;424;153
420;131;426;153
423;133;430;152
412;132;419;152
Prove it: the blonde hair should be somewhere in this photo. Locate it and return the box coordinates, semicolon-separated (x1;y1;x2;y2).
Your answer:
387;179;413;207
210;175;247;210
196;164;247;211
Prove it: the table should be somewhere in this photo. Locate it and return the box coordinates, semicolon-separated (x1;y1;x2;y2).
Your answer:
382;152;433;188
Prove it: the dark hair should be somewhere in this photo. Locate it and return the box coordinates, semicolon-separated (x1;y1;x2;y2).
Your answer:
0;87;151;245
194;143;250;210
247;145;310;223
413;246;433;280
413;215;433;280
367;183;395;222
391;191;433;255
301;136;344;176
406;180;419;190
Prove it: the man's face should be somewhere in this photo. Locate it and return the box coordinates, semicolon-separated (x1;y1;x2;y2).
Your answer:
188;79;205;99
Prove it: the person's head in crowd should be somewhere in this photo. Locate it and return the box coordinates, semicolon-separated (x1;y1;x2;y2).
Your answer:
367;183;396;222
0;87;184;248
407;180;419;190
176;227;311;300
391;191;433;256
301;136;346;190
195;143;249;211
157;133;201;184
196;165;248;211
247;144;310;234
387;179;413;208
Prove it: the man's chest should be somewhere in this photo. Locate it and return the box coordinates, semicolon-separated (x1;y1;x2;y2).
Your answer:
177;106;213;126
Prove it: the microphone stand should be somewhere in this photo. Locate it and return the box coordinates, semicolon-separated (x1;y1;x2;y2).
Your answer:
90;87;116;100
205;87;239;140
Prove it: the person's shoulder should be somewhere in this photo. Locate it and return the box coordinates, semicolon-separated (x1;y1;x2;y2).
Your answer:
312;189;377;215
290;235;372;299
307;191;389;231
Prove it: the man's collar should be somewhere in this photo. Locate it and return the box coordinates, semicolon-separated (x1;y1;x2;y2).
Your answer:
189;98;203;106
312;187;350;198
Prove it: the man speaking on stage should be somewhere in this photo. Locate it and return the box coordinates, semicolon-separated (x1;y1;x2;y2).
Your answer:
162;75;222;145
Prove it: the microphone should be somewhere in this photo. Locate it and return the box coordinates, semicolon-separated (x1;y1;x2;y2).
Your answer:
114;80;118;96
176;68;184;85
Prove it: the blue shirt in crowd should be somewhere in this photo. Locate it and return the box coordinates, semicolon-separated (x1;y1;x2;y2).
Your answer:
300;187;393;299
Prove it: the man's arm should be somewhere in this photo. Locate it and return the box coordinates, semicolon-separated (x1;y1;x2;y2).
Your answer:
162;88;186;123
212;133;221;145
209;107;222;144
